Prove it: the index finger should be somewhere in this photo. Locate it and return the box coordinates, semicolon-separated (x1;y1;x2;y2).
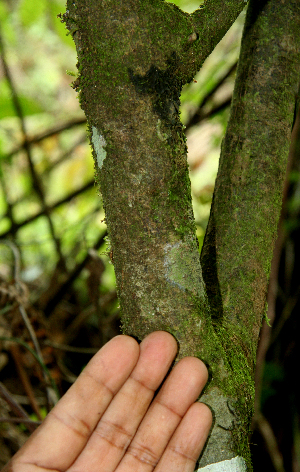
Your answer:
11;335;140;471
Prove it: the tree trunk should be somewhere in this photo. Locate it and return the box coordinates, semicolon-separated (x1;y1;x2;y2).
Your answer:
64;0;300;469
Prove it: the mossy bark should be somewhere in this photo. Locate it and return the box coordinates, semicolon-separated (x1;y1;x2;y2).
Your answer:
64;0;300;470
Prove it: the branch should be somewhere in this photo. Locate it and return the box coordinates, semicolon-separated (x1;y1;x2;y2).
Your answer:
202;0;300;361
199;2;300;467
179;0;246;82
195;0;300;468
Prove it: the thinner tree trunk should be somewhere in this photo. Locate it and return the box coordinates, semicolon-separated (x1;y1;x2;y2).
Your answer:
64;0;300;469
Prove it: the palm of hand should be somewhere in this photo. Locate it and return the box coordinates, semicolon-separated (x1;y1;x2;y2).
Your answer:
2;331;212;472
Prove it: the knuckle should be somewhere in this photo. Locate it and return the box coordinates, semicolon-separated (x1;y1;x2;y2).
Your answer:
51;410;92;439
169;445;196;463
126;443;160;467
95;419;132;451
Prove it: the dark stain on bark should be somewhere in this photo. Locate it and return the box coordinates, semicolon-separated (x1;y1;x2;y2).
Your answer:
128;52;182;124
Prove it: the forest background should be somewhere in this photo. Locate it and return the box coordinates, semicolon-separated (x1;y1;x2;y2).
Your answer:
0;0;299;470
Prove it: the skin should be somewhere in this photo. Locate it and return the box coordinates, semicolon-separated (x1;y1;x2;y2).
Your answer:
2;331;212;472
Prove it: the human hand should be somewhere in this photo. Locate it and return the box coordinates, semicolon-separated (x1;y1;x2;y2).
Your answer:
2;331;212;472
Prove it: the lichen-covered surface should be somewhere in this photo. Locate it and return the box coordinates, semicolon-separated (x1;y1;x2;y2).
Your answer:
64;0;300;469
197;456;247;471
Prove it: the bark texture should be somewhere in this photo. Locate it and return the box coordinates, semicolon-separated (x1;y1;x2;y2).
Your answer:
64;0;300;469
199;0;300;467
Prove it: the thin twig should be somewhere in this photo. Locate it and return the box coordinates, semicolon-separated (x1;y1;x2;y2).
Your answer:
10;343;43;421
198;62;237;110
0;239;57;410
0;239;21;280
254;412;285;472
185;97;232;131
0;336;60;401
43;340;98;354
185;61;236;131
0;417;42;426
0;171;18;236
0;240;46;365
0;180;95;238
4;117;87;161
0;382;38;434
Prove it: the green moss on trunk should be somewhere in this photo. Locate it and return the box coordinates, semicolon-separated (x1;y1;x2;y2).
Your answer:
64;0;300;469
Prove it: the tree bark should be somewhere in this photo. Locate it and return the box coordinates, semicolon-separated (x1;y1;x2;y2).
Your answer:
64;0;300;469
199;0;300;468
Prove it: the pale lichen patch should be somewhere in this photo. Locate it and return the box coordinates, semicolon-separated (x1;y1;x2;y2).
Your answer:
196;456;247;471
156;118;171;141
164;238;204;296
92;126;107;169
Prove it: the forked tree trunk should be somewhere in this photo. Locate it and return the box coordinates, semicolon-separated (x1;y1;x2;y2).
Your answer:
64;0;300;469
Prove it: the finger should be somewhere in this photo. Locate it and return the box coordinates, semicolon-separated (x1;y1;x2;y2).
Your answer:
11;335;140;471
155;402;213;472
69;331;178;472
115;356;208;472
